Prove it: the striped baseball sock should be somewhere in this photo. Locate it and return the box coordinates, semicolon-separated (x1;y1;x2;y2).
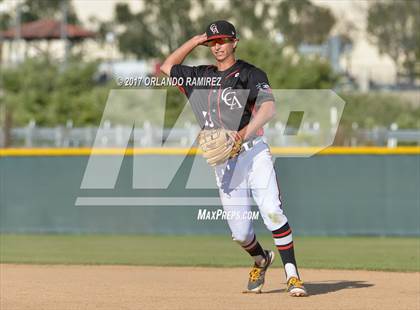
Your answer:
272;222;299;280
238;234;267;266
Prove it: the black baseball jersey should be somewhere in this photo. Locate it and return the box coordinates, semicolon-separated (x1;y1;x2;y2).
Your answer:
170;59;274;137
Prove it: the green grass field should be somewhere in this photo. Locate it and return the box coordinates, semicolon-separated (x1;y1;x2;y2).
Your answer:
0;235;419;272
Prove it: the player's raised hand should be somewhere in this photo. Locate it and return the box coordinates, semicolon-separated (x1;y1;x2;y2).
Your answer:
161;33;207;76
194;33;208;46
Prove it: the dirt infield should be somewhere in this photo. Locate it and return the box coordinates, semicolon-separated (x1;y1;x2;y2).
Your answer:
1;264;419;310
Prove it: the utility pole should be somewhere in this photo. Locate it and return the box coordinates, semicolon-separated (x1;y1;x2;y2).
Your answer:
14;0;21;63
60;0;69;67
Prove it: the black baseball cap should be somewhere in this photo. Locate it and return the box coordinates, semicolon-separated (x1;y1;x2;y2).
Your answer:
204;20;237;44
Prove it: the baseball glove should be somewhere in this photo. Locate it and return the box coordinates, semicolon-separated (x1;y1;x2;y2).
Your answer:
198;128;243;166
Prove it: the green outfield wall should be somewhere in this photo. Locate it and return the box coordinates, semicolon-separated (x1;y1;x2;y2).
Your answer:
0;149;419;236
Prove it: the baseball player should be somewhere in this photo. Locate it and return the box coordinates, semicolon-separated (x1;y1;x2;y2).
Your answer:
161;20;307;297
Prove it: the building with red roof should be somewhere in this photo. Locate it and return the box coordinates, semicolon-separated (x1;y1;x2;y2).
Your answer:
0;18;96;64
1;18;95;41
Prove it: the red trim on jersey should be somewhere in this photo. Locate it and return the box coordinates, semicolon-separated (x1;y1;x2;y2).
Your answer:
177;86;186;95
216;86;227;129
225;69;240;79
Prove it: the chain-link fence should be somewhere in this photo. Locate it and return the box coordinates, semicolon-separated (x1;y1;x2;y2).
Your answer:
1;121;419;148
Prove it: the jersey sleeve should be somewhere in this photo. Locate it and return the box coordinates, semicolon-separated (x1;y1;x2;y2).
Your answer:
247;67;275;106
170;64;207;97
170;64;197;79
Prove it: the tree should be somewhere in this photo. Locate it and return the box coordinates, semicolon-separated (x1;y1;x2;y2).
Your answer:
236;38;337;89
109;0;329;59
117;16;160;58
367;0;420;83
20;0;79;24
227;0;271;39
1;0;79;31
275;0;336;47
0;11;10;31
193;0;231;31
1;57;110;130
0;0;82;146
110;0;272;59
112;1;200;59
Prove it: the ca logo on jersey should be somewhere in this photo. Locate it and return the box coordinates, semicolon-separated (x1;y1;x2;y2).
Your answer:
221;87;242;110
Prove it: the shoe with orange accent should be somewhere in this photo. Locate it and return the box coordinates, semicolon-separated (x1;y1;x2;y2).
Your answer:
287;277;308;297
245;250;275;293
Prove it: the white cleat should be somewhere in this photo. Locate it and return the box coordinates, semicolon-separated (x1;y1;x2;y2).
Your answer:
287;277;308;297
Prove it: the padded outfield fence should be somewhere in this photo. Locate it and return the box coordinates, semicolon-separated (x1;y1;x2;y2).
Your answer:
0;147;419;236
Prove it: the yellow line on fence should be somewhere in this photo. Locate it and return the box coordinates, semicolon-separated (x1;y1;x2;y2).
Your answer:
271;146;420;155
0;146;419;157
0;147;199;156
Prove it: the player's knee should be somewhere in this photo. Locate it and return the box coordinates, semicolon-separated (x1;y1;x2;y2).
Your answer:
262;211;288;231
231;232;254;245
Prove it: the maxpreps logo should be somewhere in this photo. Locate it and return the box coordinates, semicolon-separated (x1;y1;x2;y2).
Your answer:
75;89;346;207
210;24;219;34
197;209;259;221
